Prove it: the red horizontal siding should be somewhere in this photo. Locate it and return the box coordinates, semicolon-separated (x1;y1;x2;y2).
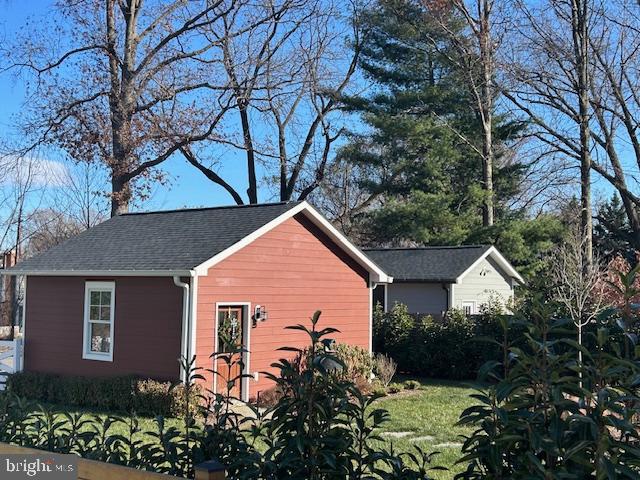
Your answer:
25;276;182;380
196;213;370;399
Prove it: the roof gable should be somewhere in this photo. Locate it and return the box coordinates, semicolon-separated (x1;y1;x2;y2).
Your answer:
7;202;301;274
363;246;523;284
6;201;391;282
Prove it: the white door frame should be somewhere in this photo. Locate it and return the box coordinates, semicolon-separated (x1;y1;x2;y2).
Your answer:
214;302;251;402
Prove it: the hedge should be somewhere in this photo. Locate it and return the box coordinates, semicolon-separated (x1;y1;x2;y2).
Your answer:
6;371;198;417
373;303;526;380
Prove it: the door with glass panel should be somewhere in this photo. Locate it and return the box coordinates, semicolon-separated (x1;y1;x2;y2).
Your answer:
216;306;244;397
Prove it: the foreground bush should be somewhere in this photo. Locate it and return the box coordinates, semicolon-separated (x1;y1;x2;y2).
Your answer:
374;303;522;380
456;300;640;479
6;372;196;417
0;312;443;480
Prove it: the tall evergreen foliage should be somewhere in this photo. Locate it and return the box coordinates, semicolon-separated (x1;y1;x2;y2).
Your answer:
594;195;637;264
342;0;525;246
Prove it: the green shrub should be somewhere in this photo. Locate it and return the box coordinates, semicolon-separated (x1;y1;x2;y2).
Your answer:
404;380;420;390
6;372;196;417
374;303;524;380
457;300;640;478
370;383;388;397
386;382;402;394
334;342;374;383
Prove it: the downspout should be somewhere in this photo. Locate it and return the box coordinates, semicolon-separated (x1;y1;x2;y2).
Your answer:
441;283;450;311
174;275;192;383
369;281;377;354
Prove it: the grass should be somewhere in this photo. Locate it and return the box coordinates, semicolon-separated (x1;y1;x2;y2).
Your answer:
374;377;478;480
23;402;186;442
16;377;477;479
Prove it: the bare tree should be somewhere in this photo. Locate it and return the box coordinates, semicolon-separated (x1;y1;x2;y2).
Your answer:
183;0;362;204
0;154;45;332
422;0;512;227
265;1;362;202
311;157;383;241
550;224;604;384
3;0;286;215
49;161;109;230
505;0;599;266
22;209;85;257
583;3;640;249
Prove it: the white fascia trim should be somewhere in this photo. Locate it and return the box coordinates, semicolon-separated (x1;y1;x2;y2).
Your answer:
301;203;393;284
0;270;195;277
194;202;307;275
193;201;394;284
455;246;525;285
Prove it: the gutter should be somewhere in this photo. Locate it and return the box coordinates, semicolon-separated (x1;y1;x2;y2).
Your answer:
174;271;196;383
0;269;193;277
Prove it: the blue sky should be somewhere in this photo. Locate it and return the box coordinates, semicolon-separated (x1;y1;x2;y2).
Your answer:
0;1;274;212
0;0;619;219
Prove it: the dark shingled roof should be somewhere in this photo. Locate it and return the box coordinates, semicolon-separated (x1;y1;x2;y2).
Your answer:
9;202;302;273
362;246;493;282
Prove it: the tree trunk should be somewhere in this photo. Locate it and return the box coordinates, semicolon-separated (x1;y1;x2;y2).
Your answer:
620;193;640;249
238;101;258;204
480;0;494;227
111;174;131;216
572;0;593;267
482;124;494;227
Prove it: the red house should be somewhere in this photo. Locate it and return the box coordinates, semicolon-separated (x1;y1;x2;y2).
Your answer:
2;202;391;401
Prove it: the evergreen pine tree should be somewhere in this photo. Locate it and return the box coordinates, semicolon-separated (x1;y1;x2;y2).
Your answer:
342;0;525;246
594;195;636;263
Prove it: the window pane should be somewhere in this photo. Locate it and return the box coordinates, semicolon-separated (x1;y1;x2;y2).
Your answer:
90;323;111;353
90;291;101;305
100;306;111;321
217;310;241;353
89;306;100;321
100;291;111;306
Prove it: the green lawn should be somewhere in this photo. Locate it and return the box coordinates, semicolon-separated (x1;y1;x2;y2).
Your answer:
375;377;478;479
17;377;476;479
23;403;186;442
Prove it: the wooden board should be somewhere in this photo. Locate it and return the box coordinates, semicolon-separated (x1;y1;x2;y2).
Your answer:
0;442;188;480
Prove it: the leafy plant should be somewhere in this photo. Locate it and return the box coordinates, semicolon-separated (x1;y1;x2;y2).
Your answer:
6;372;197;417
374;303;525;380
0;311;443;480
404;380;420;390
456;298;640;479
387;383;402;394
334;342;375;384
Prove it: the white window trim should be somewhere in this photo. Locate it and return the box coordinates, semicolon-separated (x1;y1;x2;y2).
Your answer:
461;300;476;315
83;281;115;362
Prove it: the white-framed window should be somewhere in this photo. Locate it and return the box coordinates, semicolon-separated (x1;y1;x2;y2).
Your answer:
82;281;115;361
462;301;476;316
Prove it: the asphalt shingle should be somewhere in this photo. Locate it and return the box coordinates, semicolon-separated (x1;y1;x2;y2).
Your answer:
363;246;492;282
9;202;302;273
